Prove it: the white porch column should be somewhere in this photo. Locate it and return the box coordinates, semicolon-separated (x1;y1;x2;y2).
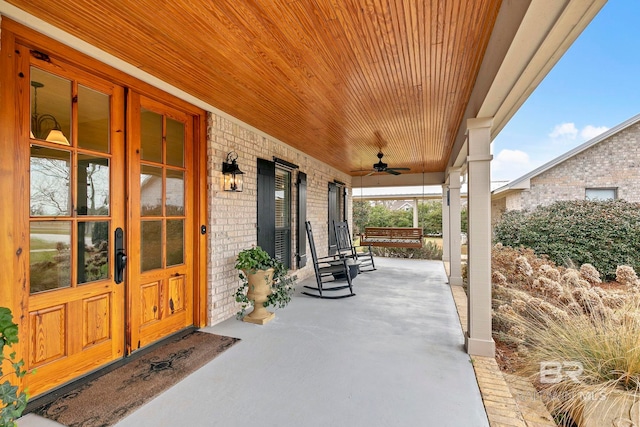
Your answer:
441;185;450;263
465;117;495;357
448;170;462;286
412;198;419;228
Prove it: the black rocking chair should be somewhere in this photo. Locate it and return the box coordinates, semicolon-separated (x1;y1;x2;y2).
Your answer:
302;221;356;299
333;220;376;272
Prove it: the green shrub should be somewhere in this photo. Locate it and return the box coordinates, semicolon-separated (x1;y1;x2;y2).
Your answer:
494;200;640;280
1;308;28;427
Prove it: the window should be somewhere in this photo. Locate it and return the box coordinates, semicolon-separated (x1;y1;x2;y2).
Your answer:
275;167;291;268
585;188;617;201
257;158;294;269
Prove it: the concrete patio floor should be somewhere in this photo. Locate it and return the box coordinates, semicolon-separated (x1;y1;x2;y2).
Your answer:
20;257;490;427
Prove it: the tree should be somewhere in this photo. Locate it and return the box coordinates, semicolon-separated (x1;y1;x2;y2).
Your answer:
353;199;446;235
367;204;393;227
417;201;442;235
461;207;468;234
353;200;370;236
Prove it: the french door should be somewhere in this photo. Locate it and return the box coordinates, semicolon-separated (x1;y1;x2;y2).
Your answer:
126;93;194;351
22;52;195;397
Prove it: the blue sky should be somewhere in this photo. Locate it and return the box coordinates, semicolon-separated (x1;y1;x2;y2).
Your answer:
491;1;640;182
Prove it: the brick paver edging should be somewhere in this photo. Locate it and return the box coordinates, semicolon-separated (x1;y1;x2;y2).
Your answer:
448;281;556;427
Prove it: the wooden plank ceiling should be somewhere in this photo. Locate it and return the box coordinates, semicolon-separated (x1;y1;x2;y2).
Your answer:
8;0;501;177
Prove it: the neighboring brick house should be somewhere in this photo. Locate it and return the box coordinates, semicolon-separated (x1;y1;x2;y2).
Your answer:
492;113;640;223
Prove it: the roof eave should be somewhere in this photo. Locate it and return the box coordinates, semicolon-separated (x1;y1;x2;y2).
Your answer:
449;0;607;171
498;112;640;191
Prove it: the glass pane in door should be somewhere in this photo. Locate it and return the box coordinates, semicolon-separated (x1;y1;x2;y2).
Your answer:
166;219;184;266
141;165;163;216
166;170;184;216
30;68;72;145
77;155;110;216
30;146;71;216
140;108;162;162
166;118;184;167
78;221;109;284
78;85;110;152
30;221;71;293
141;220;162;272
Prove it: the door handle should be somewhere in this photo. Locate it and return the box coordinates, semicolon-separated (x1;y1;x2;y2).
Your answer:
114;227;126;284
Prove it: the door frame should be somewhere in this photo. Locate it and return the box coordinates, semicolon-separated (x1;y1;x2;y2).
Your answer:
0;19;208;397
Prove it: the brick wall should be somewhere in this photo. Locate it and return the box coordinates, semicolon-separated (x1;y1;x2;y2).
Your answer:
505;192;522;211
206;113;352;324
491;191;522;221
490;197;506;225
492;121;640;222
521;121;640;211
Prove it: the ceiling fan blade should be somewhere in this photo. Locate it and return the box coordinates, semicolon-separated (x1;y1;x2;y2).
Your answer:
385;169;401;175
387;167;410;171
365;171;376;177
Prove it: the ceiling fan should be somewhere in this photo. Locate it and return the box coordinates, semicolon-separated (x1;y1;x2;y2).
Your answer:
352;151;411;176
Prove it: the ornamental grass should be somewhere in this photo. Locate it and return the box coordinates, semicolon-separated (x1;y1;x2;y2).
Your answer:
491;244;640;425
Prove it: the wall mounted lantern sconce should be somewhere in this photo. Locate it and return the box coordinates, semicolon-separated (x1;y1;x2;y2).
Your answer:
222;151;244;192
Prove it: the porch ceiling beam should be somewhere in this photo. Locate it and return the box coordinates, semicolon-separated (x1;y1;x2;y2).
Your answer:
354;171;445;189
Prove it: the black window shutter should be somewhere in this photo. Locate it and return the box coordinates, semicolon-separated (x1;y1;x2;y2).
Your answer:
296;172;307;267
257;158;276;257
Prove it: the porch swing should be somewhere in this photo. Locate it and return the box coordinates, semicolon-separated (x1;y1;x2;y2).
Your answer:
357;171;425;249
360;227;424;248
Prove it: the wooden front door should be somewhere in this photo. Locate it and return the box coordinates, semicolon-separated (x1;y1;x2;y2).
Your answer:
24;58;127;397
126;93;194;351
21;51;195;397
